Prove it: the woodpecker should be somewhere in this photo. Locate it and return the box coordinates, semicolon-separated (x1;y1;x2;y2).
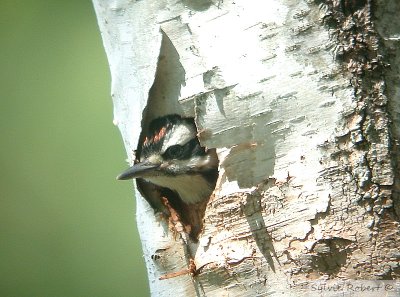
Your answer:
117;114;218;204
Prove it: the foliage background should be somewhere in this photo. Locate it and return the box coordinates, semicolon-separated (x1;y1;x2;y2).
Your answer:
0;1;149;296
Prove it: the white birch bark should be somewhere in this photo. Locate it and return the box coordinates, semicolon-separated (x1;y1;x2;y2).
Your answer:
93;0;400;296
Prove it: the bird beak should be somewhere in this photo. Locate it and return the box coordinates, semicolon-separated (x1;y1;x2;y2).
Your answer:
116;161;160;180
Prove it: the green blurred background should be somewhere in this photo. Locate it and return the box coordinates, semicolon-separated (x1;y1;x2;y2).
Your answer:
0;1;149;296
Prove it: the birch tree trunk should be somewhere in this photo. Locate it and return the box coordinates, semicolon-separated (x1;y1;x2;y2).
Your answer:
93;0;400;296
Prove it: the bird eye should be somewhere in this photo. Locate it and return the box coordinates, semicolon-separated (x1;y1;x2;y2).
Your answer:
164;145;184;159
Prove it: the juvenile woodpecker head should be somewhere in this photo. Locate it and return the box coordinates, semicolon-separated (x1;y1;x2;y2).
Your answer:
117;114;218;204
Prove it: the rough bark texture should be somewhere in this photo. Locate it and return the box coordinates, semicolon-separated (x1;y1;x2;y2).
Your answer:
93;0;400;296
309;0;400;280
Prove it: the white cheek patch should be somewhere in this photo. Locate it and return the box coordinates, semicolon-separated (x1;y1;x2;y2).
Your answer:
177;154;218;170
146;174;212;204
161;123;196;153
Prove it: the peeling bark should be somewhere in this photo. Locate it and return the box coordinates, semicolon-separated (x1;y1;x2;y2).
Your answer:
93;0;399;296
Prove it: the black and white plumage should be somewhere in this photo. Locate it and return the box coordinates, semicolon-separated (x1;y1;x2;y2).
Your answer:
117;114;218;204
